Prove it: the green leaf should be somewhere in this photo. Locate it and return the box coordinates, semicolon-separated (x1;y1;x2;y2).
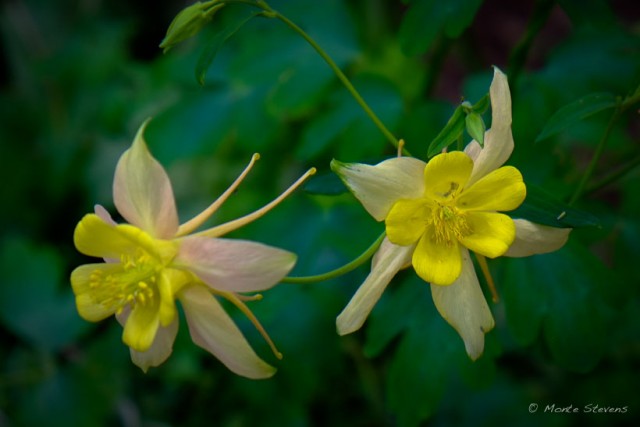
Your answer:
0;238;88;351
195;11;260;86
535;92;617;142
472;93;490;114
509;184;599;228
364;276;423;358
502;242;610;373
399;0;483;56
427;105;465;157
297;75;403;161
465;111;486;146
386;277;465;426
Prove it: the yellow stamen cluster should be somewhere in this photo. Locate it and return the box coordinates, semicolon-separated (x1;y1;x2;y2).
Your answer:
431;204;471;245
89;250;160;314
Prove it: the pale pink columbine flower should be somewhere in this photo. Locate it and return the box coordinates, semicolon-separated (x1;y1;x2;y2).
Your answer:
71;120;314;378
331;68;571;359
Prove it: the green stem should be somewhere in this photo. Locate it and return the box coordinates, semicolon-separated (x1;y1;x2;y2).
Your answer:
224;0;407;154
507;0;554;98
282;232;385;284
620;84;640;113
273;12;405;153
585;154;640;196
568;84;640;204
568;108;620;205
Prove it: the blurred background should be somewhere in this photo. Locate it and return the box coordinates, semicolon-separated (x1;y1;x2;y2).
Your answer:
1;0;639;426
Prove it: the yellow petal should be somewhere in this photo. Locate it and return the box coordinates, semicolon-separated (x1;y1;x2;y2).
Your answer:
423;152;473;203
412;228;462;285
130;317;179;372
385;198;431;246
459;212;515;258
70;263;123;321
458;166;526;212
430;248;494;360
157;269;190;327
113;119;179;239
467;67;514;186
74;214;137;258
74;214;177;262
122;299;161;352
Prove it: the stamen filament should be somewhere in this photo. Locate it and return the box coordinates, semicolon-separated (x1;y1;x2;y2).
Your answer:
397;139;405;158
474;253;499;303
195;167;317;238
236;293;263;302
176;153;261;237
222;291;283;360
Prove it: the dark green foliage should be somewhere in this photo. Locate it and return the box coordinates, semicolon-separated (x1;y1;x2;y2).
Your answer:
1;0;638;426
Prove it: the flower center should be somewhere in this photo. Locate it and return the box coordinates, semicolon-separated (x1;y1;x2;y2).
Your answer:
89;249;161;313
431;204;471;245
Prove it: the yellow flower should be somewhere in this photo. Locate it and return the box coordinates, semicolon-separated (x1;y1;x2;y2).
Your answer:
331;68;570;359
385;150;526;285
71;120;314;378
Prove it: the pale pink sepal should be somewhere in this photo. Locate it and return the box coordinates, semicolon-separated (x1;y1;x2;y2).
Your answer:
336;238;414;335
505;219;571;257
331;157;426;222
94;204;117;225
180;285;276;379
175;236;296;293
430;247;495;360
467;67;514;186
113;119;179;239
464;140;482;162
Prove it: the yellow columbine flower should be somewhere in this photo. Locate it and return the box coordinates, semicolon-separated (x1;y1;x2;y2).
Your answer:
331;68;570;359
385;150;526;285
71;120;314;378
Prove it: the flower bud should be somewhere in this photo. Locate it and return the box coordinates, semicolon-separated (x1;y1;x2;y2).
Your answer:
160;2;225;53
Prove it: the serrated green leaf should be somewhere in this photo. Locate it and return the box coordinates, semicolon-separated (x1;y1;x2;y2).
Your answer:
297;75;403;161
386;280;465;426
195;11;259;85
502;242;610;373
399;0;483;56
0;238;88;350
427;105;465;157
442;0;484;39
465;111;485;146
509;184;599;228
535;92;617;142
363;276;423;358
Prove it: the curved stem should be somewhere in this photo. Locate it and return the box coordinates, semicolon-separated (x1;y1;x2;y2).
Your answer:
585;154;640;196
507;0;554;99
282;232;385;284
568;84;640;205
273;12;404;152
223;0;407;154
568;109;620;205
